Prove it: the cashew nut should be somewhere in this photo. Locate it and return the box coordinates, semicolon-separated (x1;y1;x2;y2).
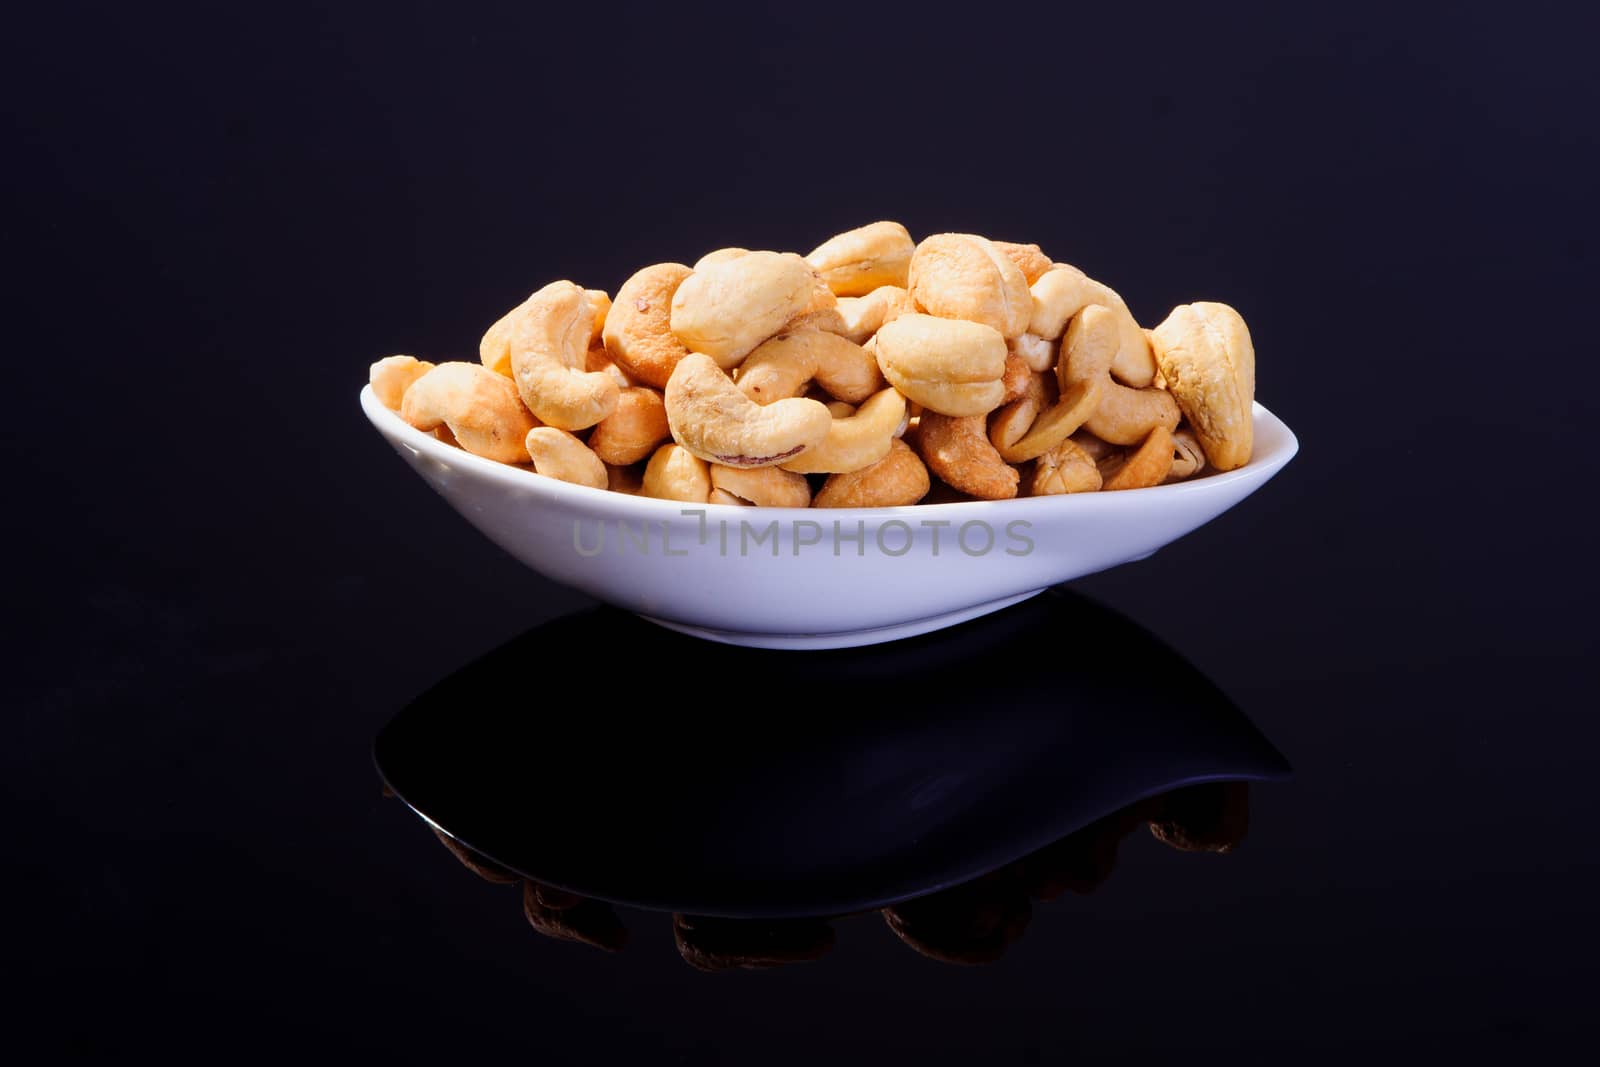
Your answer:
916;412;1020;500
709;464;812;508
813;438;930;508
584;341;632;389
1099;425;1175;491
1148;301;1255;471
708;488;745;506
1031;438;1103;495
1028;266;1157;386
988;372;1047;458
641;443;711;502
664;352;832;467
737;329;884;405
1165;429;1207;482
806;220;915;296
781;387;907;474
370;355;434;410
1061;304;1179;446
400;362;539;464
501;280;620;430
873;313;1008;417
824;398;856;419
908;233;1032;339
587;386;670;465
992;241;1053;284
835;285;913;344
1001;352;1032;402
585;289;611;342
1009;332;1056;374
603;263;694;388
524;427;607;490
990;377;1101;464
669;251;817;368
480;285;611;380
693;247;749;270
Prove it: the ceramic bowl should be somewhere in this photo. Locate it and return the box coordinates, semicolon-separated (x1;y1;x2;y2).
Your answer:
361;386;1298;648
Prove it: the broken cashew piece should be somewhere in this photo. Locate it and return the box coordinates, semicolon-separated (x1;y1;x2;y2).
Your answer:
1165;429;1207;482
641;443;712;502
737;329;884;405
1148;301;1256;472
524;428;607;490
505;280;620;430
873;313;1008;417
587;386;670;466
1099;425;1175;490
908;233;1032;339
1061;304;1179;446
781;387;907;474
1031;438;1103;495
813;438;930;508
916;411;1020;500
709;464;812;508
670;251;817;368
604;263;694;389
370;355;435;410
400;362;539;464
806;221;915;297
664;352;831;467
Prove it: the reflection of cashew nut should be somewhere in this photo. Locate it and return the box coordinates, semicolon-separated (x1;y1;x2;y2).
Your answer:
813;438;930;508
709;464;812;508
916;411;1020;500
370;355;435;410
806;221;915;296
993;240;1053;284
506;280;620;430
1029;266;1156;386
401;362;539;464
873;313;1007;417
1061;305;1179;445
1099;425;1175;490
587;386;670;465
641;443;711;502
1165;429;1207;482
908;233;1032;339
1032;438;1103;495
737;329;884;405
603;263;694;388
1148;301;1255;471
664;352;832;468
781;387;907;474
670;251;817;368
524;427;607;489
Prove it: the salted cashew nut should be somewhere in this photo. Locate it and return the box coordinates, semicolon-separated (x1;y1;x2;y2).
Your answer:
1001;352;1033;402
693;247;749;270
916;411;1020;500
1009;332;1056;374
1148;301;1255;471
709;464;812;508
873;313;1007;417
993;241;1053;284
585;290;611;341
996;379;1101;463
1028;266;1157;386
400;362;539;464
1031;438;1103;495
604;263;694;388
669;251;817;368
500;280;620;430
737;329;884;405
781;387;907;474
1061;304;1179;446
806;221;915;297
479;285;612;381
1165;429;1207;482
524;427;607;489
836;285;912;344
641;443;711;502
813;438;930;508
370;355;435;410
1070;430;1118;461
587;386;670;465
1099;425;1175;490
908;233;1032;339
584;342;632;389
823;398;856;419
664;352;831;467
988;372;1047;457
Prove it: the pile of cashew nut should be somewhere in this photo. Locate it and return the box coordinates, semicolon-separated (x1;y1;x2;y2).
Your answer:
370;222;1256;506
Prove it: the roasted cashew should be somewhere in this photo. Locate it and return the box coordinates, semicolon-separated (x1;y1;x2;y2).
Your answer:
664;352;831;467
813;438;930;508
585;289;611;342
1001;352;1032;402
1061;304;1179;445
584;341;632;389
1165;429;1207;482
916;412;1019;500
781;387;907;474
370;355;435;410
501;280;620;430
806;221;915;297
693;247;749;270
641;443;711;502
1031;438;1103;495
709;464;812;508
823;398;856;419
400;362;539;464
669;251;817;368
873;313;1007;417
603;263;694;388
836;285;913;344
1028;266;1156;386
995;379;1101;463
737;329;884;405
587;386;670;465
1070;430;1118;461
524;428;607;489
1009;332;1056;374
1148;301;1255;471
992;241;1053;284
988;372;1047;457
908;233;1032;339
1099;425;1175;490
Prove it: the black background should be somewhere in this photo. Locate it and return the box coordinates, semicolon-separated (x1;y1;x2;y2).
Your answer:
5;1;1597;1062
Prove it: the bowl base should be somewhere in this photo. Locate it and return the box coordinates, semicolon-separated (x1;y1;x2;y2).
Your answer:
636;588;1048;650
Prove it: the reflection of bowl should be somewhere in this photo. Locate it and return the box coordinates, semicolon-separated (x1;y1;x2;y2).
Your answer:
361;386;1298;648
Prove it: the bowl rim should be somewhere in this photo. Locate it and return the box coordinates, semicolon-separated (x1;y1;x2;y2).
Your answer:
360;385;1299;518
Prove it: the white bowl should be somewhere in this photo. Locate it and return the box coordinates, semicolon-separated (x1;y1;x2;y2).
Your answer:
362;386;1298;649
